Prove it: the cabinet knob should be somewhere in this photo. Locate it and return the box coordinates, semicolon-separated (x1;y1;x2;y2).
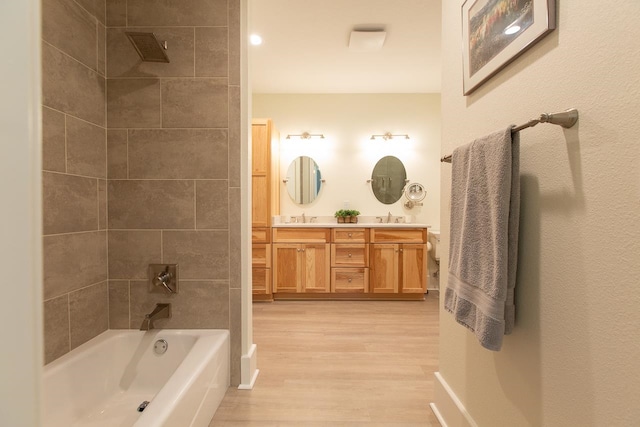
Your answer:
400;248;403;252
297;249;301;252
348;278;352;282
348;253;352;257
348;233;352;237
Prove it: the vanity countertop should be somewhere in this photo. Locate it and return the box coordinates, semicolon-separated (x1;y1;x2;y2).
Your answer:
272;222;430;229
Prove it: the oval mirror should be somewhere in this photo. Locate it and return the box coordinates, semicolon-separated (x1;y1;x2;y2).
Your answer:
285;156;323;204
370;156;407;204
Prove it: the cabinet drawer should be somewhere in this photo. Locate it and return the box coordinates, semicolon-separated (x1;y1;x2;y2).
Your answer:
272;227;330;243
252;244;271;267
331;268;369;293
332;228;368;243
331;244;368;267
252;227;270;243
369;228;427;243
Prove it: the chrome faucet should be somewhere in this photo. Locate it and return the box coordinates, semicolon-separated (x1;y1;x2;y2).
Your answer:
140;303;171;331
301;212;306;223
387;211;392;223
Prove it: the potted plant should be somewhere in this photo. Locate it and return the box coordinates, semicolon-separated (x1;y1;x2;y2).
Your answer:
335;209;360;223
346;209;360;223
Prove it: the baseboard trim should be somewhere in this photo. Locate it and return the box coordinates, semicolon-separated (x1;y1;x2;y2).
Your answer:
430;402;447;426
238;343;259;390
237;368;259;390
431;371;478;427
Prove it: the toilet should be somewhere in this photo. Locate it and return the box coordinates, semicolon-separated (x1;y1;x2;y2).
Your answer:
427;230;440;262
427;230;440;291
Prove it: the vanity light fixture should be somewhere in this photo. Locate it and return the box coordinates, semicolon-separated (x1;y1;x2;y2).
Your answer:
285;132;325;140
370;132;410;141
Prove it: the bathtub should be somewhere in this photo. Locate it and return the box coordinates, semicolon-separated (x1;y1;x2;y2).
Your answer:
43;329;230;427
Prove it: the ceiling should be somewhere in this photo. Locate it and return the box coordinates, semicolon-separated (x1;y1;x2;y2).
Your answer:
249;0;442;94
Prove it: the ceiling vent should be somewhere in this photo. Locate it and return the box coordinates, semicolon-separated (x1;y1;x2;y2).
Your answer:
348;30;386;52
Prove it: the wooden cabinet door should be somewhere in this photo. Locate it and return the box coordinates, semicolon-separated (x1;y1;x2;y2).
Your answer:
251;122;268;174
252;267;271;294
370;244;399;293
400;244;427;293
301;244;330;293
252;175;269;227
272;244;301;293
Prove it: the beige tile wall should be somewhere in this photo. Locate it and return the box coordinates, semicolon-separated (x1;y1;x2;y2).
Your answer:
42;0;108;364
106;0;242;385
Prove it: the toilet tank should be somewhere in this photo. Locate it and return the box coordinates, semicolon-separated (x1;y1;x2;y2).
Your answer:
428;230;440;261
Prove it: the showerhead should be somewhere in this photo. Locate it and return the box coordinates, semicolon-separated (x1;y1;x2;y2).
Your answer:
125;31;170;63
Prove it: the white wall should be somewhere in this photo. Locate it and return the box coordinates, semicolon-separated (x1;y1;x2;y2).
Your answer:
253;93;441;228
436;1;640;427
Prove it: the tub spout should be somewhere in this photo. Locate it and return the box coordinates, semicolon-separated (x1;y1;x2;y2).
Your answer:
140;303;171;331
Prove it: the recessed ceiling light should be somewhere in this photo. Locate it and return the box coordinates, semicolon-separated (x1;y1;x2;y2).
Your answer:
250;34;263;46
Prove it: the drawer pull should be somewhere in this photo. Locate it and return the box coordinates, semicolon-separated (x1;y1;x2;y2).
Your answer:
348;278;352;282
348;253;352;257
348;233;352;237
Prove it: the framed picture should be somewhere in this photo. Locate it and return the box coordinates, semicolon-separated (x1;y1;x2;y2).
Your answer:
462;0;556;95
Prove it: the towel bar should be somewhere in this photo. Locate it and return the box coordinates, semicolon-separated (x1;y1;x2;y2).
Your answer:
440;108;579;163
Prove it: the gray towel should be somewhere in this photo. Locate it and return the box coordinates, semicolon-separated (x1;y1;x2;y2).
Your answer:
444;127;520;351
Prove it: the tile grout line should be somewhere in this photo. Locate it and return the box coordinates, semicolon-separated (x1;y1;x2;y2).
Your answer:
44;169;107;181
64;114;68;173
193;27;196;77
194;180;198;229
67;294;72;352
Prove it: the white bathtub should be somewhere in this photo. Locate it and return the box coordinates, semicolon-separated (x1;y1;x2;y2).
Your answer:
43;329;230;427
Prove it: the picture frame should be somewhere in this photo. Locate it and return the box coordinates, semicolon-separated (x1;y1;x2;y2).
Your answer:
462;0;556;95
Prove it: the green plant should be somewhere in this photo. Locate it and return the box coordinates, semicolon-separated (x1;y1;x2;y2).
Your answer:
334;209;347;218
335;209;360;218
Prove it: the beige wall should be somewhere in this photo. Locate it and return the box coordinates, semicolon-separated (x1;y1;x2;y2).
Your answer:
437;1;640;426
253;94;442;228
42;0;108;364
42;0;242;385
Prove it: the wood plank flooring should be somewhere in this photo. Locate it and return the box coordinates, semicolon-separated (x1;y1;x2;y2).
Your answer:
211;293;440;426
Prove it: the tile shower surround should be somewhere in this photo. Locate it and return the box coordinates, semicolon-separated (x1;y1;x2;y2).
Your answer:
42;0;242;385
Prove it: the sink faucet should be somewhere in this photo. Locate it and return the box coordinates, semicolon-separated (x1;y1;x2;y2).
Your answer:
302;212;306;223
140;303;171;331
387;211;392;223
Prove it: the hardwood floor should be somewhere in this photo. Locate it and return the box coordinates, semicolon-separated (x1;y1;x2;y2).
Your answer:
211;293;441;426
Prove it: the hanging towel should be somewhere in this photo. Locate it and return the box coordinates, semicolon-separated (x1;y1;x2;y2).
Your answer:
444;127;520;351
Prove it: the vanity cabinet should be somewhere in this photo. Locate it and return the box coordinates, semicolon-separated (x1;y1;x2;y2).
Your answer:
272;228;331;294
369;228;428;294
251;119;279;301
269;226;427;300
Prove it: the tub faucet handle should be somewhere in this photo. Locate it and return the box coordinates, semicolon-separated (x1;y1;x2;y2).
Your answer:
149;264;178;294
